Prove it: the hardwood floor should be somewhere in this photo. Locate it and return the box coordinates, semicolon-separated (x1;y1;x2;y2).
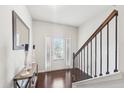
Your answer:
36;69;91;88
36;69;72;88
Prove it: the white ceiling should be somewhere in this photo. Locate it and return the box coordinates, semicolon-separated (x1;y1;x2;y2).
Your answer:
27;5;111;27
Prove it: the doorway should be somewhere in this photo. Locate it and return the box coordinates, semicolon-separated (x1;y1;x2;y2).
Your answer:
45;37;71;72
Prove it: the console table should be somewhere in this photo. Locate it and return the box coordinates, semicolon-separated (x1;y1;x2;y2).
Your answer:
13;63;38;88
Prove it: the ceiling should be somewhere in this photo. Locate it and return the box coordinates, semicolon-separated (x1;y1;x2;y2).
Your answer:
27;5;111;27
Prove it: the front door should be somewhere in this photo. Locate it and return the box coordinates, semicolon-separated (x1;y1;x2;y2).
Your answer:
45;37;71;72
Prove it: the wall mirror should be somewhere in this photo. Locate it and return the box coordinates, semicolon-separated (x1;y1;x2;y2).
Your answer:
12;11;29;50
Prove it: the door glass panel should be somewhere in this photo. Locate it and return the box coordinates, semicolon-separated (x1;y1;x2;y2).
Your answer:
52;38;64;60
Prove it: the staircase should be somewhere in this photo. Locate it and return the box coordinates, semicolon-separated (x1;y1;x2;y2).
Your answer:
72;10;118;83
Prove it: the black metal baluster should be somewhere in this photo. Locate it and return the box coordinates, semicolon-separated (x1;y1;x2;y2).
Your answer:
87;44;89;75
94;36;97;77
114;15;118;72
79;53;80;70
76;55;78;80
91;40;92;76
106;23;110;74
81;50;82;72
100;30;103;76
76;56;78;81
78;53;81;77
84;48;85;73
73;53;75;81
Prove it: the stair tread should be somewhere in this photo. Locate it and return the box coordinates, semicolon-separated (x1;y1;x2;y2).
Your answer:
72;68;92;82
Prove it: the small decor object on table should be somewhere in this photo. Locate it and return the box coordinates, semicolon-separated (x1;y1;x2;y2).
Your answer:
24;44;29;75
32;45;36;63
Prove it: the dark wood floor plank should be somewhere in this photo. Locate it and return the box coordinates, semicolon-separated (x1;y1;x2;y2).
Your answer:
36;69;91;88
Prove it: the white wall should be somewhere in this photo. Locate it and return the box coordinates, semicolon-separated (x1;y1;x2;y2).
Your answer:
0;5;32;88
32;21;78;72
78;7;115;48
78;5;124;77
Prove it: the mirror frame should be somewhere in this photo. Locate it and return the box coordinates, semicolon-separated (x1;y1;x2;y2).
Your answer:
12;10;30;50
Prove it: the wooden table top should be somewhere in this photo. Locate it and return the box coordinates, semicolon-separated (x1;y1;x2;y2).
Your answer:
14;63;37;80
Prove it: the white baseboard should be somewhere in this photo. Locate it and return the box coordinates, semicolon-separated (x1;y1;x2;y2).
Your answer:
38;67;73;73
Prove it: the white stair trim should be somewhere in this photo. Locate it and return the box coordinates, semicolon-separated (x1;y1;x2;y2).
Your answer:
72;72;123;88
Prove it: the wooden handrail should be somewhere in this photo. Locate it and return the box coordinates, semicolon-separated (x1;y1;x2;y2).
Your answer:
75;9;118;57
